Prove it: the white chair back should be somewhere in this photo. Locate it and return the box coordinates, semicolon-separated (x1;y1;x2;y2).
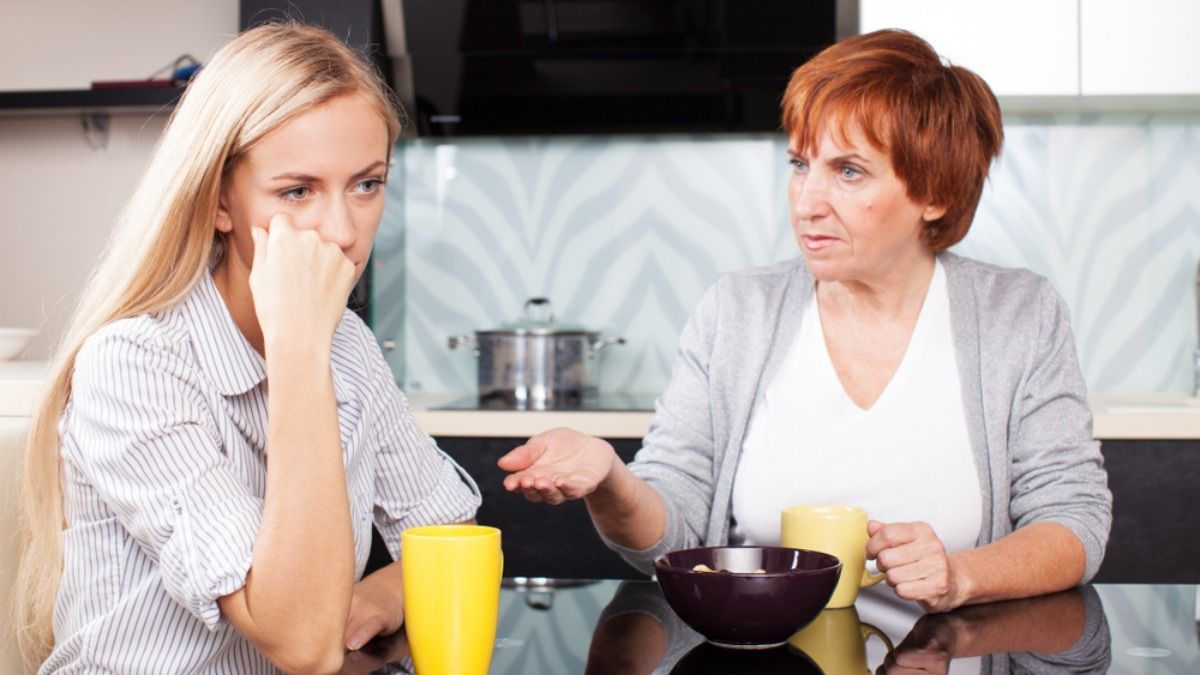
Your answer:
0;418;33;675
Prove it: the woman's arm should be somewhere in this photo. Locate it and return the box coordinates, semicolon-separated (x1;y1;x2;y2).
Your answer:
947;522;1085;606
498;429;667;550
217;349;353;673
500;279;730;565
217;220;359;673
867;520;1086;612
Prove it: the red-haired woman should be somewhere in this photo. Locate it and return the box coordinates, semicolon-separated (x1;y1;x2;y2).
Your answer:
500;29;1111;617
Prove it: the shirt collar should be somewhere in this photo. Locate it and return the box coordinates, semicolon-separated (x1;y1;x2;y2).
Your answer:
176;270;267;398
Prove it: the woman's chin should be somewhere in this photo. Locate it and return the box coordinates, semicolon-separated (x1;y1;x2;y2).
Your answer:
800;254;848;283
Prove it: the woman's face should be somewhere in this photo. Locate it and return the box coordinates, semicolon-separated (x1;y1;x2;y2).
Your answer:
788;123;945;284
216;93;391;285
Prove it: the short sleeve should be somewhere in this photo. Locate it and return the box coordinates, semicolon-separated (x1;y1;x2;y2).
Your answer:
365;350;481;559
65;327;262;630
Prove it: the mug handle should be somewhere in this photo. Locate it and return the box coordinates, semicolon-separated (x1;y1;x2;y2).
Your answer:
860;622;894;673
860;566;886;589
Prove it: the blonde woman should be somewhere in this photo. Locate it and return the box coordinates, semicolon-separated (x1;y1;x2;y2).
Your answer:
17;24;480;674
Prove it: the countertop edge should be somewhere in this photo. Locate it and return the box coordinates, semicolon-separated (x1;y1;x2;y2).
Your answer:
7;363;1200;440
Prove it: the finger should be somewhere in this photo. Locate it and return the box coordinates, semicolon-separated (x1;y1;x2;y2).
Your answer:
883;557;935;585
250;227;268;272
867;519;885;536
892;646;950;670
347;615;386;651
866;522;918;558
497;443;535;471
893;578;950;607
875;539;925;572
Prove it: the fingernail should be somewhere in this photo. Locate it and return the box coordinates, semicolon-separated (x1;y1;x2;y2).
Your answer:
348;640;360;651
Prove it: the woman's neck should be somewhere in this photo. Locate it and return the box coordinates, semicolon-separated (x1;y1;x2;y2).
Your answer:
816;251;937;322
212;259;266;356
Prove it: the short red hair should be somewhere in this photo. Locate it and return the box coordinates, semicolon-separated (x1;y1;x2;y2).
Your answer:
781;29;1003;252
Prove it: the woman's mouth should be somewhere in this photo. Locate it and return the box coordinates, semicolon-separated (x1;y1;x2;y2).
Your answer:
801;234;839;252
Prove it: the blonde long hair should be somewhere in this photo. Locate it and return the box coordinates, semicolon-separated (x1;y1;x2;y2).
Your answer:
15;22;400;667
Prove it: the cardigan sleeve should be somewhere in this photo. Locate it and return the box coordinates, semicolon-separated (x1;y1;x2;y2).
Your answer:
1008;280;1112;582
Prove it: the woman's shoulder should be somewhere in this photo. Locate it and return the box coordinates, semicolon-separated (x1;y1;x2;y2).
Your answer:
700;257;808;310
78;312;191;367
71;312;199;403
942;252;1055;297
941;253;1071;336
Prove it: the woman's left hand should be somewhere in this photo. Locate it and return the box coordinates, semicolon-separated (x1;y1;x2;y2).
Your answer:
867;520;966;613
344;565;405;652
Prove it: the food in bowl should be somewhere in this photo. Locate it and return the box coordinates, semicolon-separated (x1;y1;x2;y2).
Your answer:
654;546;842;649
692;564;766;573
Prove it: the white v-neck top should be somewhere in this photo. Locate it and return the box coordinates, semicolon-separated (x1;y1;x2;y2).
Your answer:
731;259;981;567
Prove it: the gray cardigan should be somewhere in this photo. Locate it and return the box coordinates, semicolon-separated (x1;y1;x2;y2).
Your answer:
606;252;1112;581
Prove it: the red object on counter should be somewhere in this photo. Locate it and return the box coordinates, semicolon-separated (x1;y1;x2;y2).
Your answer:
90;79;176;90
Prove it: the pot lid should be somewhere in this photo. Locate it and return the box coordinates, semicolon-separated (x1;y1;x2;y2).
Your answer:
479;297;593;335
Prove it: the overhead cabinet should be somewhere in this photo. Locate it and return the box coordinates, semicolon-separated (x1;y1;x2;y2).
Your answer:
1080;0;1200;96
859;0;1079;97
861;0;1200;101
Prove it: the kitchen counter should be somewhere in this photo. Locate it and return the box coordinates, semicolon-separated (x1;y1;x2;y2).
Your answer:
6;362;1200;439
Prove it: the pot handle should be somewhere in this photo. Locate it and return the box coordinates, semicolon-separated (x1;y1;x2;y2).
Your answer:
590;335;626;356
523;297;555;325
448;334;480;357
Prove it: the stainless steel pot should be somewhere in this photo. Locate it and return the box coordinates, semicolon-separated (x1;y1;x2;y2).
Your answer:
448;298;624;408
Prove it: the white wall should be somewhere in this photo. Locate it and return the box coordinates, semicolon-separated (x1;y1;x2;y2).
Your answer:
0;1;238;359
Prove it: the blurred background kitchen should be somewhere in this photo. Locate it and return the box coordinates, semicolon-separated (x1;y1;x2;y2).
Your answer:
2;0;1199;396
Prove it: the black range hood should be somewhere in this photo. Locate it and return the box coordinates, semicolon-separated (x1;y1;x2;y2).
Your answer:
385;0;838;137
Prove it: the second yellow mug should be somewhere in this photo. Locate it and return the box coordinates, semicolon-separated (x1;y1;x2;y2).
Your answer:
401;525;503;675
780;505;884;608
788;606;893;674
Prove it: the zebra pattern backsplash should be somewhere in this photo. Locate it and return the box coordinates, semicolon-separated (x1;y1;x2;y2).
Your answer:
372;115;1200;396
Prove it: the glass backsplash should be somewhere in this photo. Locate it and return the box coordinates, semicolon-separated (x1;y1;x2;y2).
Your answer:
374;114;1200;396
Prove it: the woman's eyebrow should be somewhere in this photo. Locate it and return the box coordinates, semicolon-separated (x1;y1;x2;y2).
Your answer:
268;161;388;183
825;153;871;165
350;161;388;178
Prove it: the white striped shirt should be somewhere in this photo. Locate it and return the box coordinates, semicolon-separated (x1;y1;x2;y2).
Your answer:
43;271;481;674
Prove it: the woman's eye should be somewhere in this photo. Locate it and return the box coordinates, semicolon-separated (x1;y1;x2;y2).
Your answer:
355;178;385;194
840;165;863;180
789;158;808;173
280;186;311;201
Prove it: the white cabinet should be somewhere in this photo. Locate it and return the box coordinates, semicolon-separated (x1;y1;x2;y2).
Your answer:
1081;0;1200;95
859;0;1079;96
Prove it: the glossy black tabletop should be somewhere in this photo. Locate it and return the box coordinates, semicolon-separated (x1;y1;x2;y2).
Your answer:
343;580;1199;674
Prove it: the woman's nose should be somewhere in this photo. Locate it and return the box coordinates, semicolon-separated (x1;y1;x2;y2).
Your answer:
318;197;358;251
789;172;831;220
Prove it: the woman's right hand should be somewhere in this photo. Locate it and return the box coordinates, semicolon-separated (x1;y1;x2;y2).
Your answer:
498;428;618;505
249;212;357;353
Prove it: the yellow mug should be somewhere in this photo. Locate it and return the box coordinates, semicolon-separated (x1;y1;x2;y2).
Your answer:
401;525;503;675
788;606;893;674
780;505;884;608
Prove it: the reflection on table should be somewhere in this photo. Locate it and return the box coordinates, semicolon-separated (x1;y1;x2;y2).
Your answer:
345;580;1199;674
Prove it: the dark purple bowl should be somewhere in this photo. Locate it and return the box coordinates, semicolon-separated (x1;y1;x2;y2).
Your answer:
654;546;842;649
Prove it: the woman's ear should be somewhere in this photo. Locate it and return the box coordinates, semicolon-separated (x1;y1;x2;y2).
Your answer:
214;189;233;234
923;204;948;222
